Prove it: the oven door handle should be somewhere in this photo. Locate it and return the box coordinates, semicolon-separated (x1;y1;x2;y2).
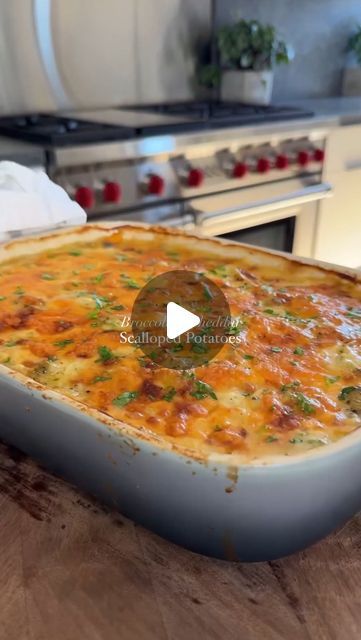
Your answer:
165;214;195;229
193;182;333;235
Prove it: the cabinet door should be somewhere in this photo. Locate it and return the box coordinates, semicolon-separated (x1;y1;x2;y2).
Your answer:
52;0;137;108
325;124;361;173
314;167;361;269
136;0;211;102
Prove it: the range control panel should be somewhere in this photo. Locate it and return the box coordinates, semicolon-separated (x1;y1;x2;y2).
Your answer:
52;134;327;216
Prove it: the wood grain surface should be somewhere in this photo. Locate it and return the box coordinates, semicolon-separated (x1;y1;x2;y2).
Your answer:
0;440;360;640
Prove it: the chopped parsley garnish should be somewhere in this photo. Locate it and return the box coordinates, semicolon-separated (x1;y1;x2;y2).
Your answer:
213;425;223;432
265;435;278;443
93;294;109;309
191;379;217;400
41;273;56;280
68;250;82;256
190;340;209;354
97;345;116;363
263;307;312;325
227;323;245;336
171;343;183;353
270;347;282;353
346;307;361;319
243;354;254;361
325;376;339;385
14;287;25;296
339;386;358;401
88;310;100;320
202;283;213;301
295;393;316;415
284;311;298;320
280;381;300;392
281;383;316;414
209;265;227;278
112;391;139;407
111;304;125;311
121;275;140;289
163;387;176;402
293;347;304;355
54;339;74;348
289;436;304;444
0;296;6;301
137;356;150;367
199;326;212;336
91;375;112;384
4;340;17;347
91;273;105;284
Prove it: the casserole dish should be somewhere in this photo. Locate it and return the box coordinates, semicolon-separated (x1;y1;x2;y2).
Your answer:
0;222;360;562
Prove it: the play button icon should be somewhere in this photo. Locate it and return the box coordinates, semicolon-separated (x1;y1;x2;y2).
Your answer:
166;302;200;340
131;269;231;369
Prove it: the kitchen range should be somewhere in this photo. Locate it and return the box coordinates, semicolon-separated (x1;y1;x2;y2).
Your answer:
0;101;331;258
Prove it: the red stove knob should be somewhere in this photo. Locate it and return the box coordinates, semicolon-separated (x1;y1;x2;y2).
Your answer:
297;150;311;167
232;161;248;179
187;167;204;188
313;148;325;163
275;154;289;170
147;174;165;196
74;186;95;209
257;157;271;174
103;181;122;203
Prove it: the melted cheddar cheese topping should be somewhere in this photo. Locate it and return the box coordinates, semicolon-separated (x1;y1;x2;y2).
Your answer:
0;227;360;460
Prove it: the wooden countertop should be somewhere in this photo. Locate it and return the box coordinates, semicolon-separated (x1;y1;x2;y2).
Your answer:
1;441;360;640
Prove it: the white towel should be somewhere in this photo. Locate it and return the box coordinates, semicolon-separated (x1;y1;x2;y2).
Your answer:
0;161;86;242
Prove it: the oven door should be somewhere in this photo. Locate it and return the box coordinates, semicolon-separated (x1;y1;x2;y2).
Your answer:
189;179;332;258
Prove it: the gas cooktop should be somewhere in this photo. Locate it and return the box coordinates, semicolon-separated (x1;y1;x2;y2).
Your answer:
0;113;136;146
0;102;314;147
124;100;314;128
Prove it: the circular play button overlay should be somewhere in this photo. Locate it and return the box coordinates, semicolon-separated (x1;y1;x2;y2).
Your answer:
131;270;231;369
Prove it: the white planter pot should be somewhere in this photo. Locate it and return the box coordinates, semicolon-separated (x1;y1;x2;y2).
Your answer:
342;67;361;96
221;70;274;105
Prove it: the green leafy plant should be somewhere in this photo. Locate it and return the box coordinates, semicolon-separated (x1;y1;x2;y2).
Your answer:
348;26;361;65
218;19;290;71
199;19;291;88
198;64;221;89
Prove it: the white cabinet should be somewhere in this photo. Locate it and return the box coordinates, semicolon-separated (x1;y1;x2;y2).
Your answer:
137;0;211;103
314;124;361;269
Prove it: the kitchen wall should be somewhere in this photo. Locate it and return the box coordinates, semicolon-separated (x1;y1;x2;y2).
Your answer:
0;0;211;114
215;0;361;99
1;0;358;112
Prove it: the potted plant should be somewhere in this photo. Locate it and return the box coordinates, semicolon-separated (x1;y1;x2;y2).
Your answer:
342;26;361;96
199;19;292;105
